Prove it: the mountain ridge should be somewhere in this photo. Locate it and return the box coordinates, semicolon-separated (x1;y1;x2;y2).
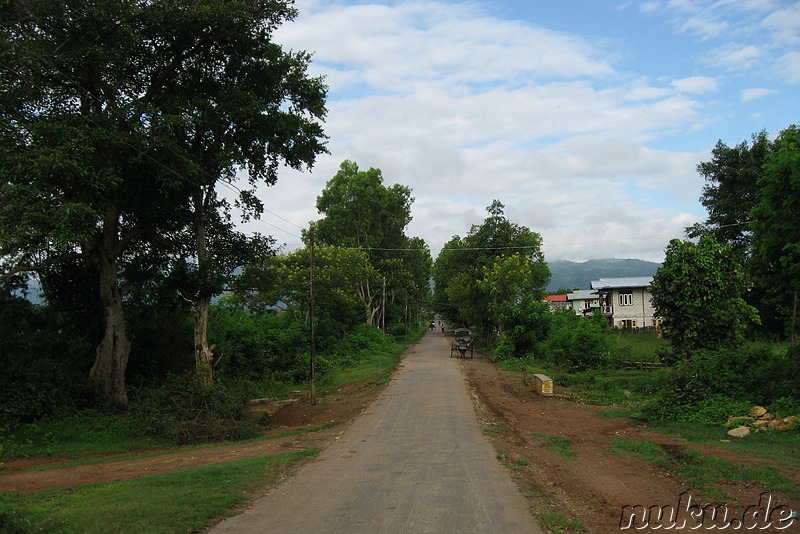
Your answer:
547;258;661;293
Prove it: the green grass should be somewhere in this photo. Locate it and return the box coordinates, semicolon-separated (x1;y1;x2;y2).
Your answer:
610;438;799;502
0;449;319;533
496;453;530;472
530;432;577;459
2;329;422;465
552;368;671;408
1;410;167;461
536;511;585;533
317;333;416;392
646;420;800;467
611;331;668;363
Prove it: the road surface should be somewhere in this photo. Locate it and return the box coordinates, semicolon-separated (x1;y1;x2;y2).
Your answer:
211;329;543;533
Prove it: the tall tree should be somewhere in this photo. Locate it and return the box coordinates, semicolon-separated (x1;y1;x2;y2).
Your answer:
312;160;427;327
0;0;326;403
687;131;772;258
149;2;327;385
434;200;549;343
751;125;800;343
651;236;760;362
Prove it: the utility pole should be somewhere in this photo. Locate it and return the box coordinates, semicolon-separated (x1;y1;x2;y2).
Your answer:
381;277;386;334
309;227;317;405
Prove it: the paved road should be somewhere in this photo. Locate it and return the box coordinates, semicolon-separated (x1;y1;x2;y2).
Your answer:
212;329;543;533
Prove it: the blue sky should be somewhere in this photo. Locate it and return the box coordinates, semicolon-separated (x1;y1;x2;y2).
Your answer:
234;0;799;262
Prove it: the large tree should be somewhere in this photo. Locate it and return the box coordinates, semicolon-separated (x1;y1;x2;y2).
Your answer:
651;236;760;362
312;160;429;328
433;200;549;343
751;125;800;343
687;131;772;258
0;0;326;403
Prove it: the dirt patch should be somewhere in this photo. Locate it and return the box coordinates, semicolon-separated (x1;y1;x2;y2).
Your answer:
458;355;800;533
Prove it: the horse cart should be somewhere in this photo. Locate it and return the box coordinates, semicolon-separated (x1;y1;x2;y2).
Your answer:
450;328;474;358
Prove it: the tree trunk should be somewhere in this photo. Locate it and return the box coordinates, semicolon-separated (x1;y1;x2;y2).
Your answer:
89;253;131;406
194;295;214;385
193;186;214;386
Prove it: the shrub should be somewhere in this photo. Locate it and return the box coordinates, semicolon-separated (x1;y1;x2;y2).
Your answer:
548;315;619;371
642;345;799;422
130;375;260;445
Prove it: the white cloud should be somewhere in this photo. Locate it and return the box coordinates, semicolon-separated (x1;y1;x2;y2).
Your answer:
233;0;796;264
777;51;800;83
740;87;777;101
761;3;800;47
705;44;762;71
670;76;718;94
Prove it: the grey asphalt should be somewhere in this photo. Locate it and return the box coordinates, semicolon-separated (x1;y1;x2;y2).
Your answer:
211;329;543;533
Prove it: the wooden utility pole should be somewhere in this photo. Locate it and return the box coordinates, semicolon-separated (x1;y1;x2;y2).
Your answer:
309;228;317;405
381;277;386;334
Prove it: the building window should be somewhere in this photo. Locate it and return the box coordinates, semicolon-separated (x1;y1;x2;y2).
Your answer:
619;292;633;306
619;319;637;329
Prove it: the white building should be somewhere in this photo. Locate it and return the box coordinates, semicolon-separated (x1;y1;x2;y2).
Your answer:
590;277;661;330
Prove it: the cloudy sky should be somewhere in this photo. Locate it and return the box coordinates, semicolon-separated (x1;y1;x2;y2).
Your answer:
235;0;799;263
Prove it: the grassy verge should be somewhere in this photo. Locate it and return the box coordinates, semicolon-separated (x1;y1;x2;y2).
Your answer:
0;449;318;533
645;420;800;467
610;438;799;502
529;433;577;459
536;511;585;534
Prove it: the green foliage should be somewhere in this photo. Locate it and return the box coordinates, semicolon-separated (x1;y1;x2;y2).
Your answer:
0;0;328;404
1;410;161;461
433;200;549;342
318;323;397;373
547;311;619;371
0;289;95;424
492;297;552;361
642;345;799;422
311;160;432;329
652;235;760;361
209;305;311;383
129;375;260;445
751;125;800;339
688;130;772;255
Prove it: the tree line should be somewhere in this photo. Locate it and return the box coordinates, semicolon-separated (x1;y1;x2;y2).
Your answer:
1;1;798;429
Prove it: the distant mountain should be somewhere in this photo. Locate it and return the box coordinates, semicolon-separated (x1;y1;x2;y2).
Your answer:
547;259;661;293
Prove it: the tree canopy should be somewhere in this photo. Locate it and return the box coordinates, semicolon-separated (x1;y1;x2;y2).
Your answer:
433;200;550;343
0;0;327;404
311;160;431;329
651;235;760;362
751;125;800;342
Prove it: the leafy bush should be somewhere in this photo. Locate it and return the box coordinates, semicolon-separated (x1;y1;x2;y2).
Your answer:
548;313;619;371
769;396;800;418
210;305;310;383
321;323;394;369
130;375;260;445
0;292;95;425
493;298;552;361
642;345;799;422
